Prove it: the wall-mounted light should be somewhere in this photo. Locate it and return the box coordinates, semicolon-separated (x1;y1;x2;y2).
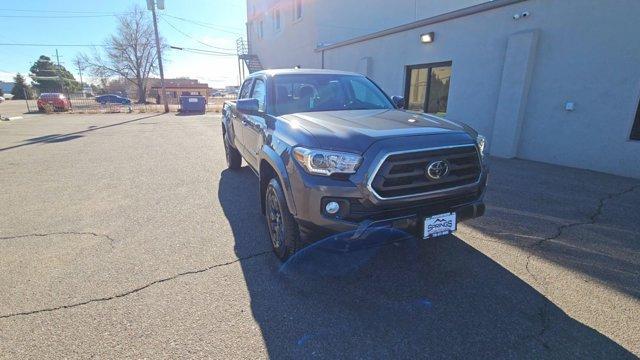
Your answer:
420;32;435;44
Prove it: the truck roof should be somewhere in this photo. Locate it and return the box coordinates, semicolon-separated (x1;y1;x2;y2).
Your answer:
249;68;364;77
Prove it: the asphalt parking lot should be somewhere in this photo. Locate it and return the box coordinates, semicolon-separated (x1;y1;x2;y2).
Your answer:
0;100;38;120
0;113;638;358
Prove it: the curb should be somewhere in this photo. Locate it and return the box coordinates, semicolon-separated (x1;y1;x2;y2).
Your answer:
0;116;23;121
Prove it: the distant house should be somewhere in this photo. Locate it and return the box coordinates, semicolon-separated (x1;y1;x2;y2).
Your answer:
0;81;14;94
225;85;240;95
149;78;210;104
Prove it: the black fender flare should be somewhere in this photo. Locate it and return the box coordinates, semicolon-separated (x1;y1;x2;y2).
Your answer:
259;145;297;216
221;113;234;144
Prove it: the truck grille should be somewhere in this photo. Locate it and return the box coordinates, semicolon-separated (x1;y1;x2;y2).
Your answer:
369;145;481;199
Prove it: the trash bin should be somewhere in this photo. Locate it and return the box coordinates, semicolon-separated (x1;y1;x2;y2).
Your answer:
179;95;206;113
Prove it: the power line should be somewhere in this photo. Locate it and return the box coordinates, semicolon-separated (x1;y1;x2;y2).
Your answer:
160;16;237;51
0;8;125;14
0;43;109;47
161;13;243;34
0;14;119;18
169;46;236;56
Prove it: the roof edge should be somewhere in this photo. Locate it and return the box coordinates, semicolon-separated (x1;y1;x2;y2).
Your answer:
315;0;527;52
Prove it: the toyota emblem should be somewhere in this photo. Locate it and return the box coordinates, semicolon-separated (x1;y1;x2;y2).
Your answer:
426;160;449;180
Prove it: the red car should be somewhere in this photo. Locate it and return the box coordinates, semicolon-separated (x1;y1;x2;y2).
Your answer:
37;93;71;112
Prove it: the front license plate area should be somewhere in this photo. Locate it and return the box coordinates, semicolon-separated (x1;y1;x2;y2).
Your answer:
423;212;457;239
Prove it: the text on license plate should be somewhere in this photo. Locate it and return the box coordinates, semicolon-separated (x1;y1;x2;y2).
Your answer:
423;212;457;239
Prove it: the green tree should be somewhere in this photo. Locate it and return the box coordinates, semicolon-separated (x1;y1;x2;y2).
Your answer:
11;73;33;100
29;55;80;93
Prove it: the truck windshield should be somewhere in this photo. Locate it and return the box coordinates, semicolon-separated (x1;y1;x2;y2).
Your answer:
273;74;394;115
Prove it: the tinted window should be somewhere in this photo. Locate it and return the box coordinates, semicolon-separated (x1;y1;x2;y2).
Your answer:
251;78;266;112
349;78;390;109
239;79;252;99
273;74;393;115
427;66;451;115
407;68;428;112
631;100;640;141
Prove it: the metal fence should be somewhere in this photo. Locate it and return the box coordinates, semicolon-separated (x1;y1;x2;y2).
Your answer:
24;89;235;114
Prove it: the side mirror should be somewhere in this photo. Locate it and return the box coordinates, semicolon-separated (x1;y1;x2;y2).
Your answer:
237;98;260;114
391;96;405;109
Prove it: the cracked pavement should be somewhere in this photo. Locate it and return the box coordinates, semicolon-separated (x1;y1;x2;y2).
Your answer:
1;113;638;358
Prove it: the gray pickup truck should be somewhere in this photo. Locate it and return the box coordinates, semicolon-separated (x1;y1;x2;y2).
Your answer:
222;69;488;260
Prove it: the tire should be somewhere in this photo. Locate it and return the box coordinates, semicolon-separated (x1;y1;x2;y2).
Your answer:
265;178;302;261
223;132;242;170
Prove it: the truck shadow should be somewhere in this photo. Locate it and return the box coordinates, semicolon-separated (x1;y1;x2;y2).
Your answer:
218;167;634;359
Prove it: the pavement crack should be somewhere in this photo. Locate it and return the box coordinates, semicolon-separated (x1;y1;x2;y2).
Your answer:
525;182;640;283
522;183;639;345
0;250;270;320
0;231;118;247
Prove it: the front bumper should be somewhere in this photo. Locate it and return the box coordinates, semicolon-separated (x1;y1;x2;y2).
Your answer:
296;198;485;242
286;138;488;242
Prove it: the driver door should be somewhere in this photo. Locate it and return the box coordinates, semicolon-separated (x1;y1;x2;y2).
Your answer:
232;79;253;157
242;77;267;170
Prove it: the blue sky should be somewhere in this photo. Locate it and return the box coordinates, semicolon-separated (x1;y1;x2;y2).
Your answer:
0;0;246;87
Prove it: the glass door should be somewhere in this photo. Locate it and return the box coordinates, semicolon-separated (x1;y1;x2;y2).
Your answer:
404;61;452;116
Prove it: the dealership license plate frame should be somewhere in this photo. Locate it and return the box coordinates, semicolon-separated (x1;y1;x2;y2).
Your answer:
423;212;457;239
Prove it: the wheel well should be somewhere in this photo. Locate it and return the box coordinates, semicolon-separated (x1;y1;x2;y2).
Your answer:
259;160;277;215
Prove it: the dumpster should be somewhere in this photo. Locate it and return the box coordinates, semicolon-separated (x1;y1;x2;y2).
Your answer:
179;95;206;113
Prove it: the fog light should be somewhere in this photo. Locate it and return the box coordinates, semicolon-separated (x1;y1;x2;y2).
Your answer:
325;201;340;214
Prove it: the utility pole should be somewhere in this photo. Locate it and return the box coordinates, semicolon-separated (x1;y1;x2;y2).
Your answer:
148;0;169;112
55;49;61;66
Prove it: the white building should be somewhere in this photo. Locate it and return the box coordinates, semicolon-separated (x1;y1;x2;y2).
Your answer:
244;0;640;178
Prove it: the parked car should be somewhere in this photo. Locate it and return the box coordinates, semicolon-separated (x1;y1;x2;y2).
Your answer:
95;94;131;105
0;96;4;103
222;69;488;260
37;93;71;112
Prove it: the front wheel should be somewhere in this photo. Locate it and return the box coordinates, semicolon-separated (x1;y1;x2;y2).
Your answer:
223;133;242;169
265;178;301;261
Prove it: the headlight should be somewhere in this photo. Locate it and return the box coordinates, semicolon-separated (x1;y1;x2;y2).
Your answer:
293;147;362;176
476;134;487;158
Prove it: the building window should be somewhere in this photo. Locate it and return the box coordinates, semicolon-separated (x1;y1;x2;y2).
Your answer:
273;9;281;32
631;99;640;140
258;19;264;38
404;61;452;116
294;0;302;20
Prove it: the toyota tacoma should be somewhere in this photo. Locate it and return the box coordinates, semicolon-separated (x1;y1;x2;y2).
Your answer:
222;69;488;260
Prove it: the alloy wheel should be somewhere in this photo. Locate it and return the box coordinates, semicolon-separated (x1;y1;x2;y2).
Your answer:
266;187;284;249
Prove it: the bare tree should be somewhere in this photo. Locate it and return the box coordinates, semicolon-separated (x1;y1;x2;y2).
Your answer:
73;55;87;87
81;6;164;103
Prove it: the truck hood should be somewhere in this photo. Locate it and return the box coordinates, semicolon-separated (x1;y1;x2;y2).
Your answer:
280;109;473;153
